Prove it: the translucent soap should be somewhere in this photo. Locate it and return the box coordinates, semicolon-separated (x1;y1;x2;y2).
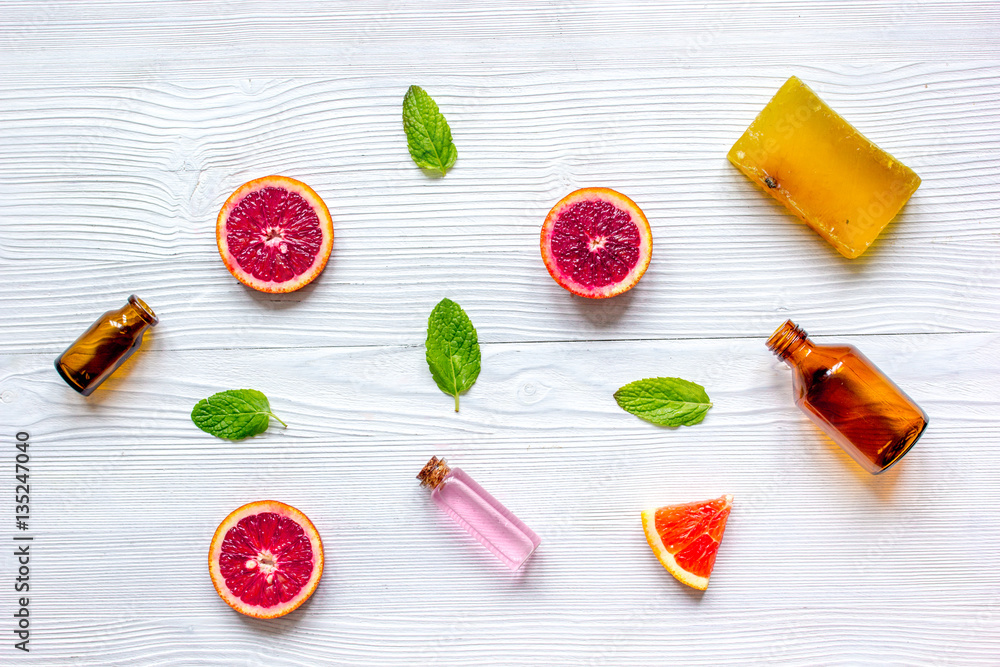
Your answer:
728;76;921;259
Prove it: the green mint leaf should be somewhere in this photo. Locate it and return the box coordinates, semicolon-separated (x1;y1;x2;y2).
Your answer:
614;377;713;427
190;389;287;440
402;85;457;175
425;298;481;411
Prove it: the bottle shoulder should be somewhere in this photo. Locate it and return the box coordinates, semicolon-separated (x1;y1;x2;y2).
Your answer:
436;466;473;491
788;342;859;373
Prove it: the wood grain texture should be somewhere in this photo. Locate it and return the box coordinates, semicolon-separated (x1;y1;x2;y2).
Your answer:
1;1;999;79
1;1;999;665
1;335;999;665
1;64;998;353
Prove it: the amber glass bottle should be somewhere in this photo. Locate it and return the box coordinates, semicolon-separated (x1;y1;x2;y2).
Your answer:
766;320;928;474
54;295;158;396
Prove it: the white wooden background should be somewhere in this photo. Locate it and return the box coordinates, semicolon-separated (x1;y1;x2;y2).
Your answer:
1;1;999;665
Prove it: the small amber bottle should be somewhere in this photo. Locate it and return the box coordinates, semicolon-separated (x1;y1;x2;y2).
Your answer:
54;295;158;396
766;319;928;474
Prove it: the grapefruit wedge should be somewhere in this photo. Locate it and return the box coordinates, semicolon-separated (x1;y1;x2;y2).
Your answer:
641;494;733;590
540;187;652;298
217;175;334;293
209;500;324;619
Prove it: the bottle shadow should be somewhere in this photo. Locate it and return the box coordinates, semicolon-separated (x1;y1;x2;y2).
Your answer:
812;431;909;498
71;331;160;408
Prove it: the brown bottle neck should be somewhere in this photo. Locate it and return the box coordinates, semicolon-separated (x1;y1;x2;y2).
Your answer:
109;295;158;338
125;295;158;327
766;319;815;366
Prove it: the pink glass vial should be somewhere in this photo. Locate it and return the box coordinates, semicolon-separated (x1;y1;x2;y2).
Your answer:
417;456;540;571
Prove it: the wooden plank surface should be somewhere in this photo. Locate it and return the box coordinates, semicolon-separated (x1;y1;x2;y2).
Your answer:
1;1;999;665
1;65;997;353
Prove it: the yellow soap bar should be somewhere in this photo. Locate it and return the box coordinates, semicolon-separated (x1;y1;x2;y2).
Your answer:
728;76;920;259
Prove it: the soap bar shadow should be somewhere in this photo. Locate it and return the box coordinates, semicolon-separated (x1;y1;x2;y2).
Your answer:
725;163;921;273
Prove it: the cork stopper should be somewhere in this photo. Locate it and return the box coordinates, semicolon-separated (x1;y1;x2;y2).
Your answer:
417;456;451;490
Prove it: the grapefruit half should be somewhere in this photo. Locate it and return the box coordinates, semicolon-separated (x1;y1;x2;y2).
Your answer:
641;494;733;590
540;187;652;298
209;500;324;619
216;175;334;293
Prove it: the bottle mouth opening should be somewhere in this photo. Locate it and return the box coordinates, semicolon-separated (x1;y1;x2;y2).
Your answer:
128;295;159;326
766;319;806;360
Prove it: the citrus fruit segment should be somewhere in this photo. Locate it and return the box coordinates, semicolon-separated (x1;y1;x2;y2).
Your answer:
540;187;652;299
216;176;334;293
641;494;733;590
208;500;324;619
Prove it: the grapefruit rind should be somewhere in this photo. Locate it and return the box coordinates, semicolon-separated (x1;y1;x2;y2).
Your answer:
540;187;652;299
208;499;324;619
640;494;733;591
216;175;334;293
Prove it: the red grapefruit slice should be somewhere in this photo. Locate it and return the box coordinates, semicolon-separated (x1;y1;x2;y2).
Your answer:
540;187;652;298
216;176;334;293
641;494;733;590
209;500;324;619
